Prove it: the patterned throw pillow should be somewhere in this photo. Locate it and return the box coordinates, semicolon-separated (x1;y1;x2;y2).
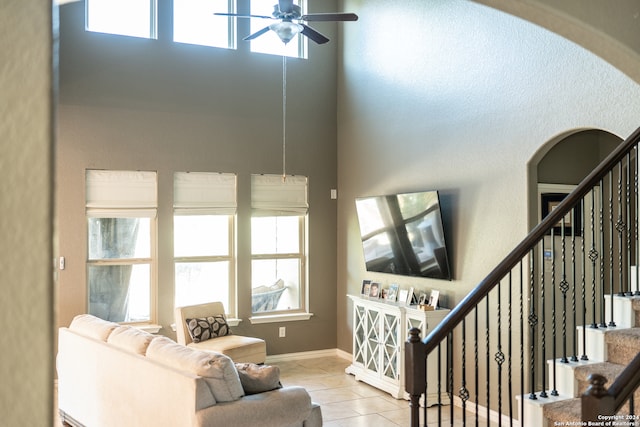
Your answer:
186;315;230;343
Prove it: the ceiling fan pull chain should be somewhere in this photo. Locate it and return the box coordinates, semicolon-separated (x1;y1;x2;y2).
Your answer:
282;54;287;182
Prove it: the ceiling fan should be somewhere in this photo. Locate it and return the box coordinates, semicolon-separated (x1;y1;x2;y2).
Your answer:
215;0;358;45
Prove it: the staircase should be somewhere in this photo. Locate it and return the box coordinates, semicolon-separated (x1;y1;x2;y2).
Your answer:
404;126;640;426
522;296;640;425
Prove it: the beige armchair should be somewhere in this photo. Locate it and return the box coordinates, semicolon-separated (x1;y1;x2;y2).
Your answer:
174;302;267;364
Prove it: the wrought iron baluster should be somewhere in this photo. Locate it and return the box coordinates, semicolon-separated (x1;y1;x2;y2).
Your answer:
600;184;607;329
590;189;599;329
618;164;626;296
600;172;615;326
551;226;558;396
560;218;570;364
448;332;454;427
636;145;640;296
508;270;514;427
627;153;632;297
486;295;491;423
475;306;480;424
496;280;504;427
571;207;578;362
540;241;548;398
519;261;525;426
529;248;538;399
460;319;468;426
581;198;589;361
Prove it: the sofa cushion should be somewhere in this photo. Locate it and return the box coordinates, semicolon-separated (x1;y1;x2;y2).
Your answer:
235;363;282;395
107;326;155;355
68;314;118;341
146;336;244;403
186;315;230;343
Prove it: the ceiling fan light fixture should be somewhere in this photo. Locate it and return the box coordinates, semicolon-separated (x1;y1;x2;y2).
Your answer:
269;21;303;44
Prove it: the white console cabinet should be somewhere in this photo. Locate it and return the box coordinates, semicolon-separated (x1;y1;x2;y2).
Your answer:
345;294;450;403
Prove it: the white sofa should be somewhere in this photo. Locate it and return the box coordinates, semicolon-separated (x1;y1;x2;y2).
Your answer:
57;314;322;427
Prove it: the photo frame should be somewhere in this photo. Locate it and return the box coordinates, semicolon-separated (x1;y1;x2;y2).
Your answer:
428;290;440;308
368;282;381;298
387;284;399;302
406;287;415;305
361;280;371;296
398;289;408;305
418;292;428;305
540;192;582;236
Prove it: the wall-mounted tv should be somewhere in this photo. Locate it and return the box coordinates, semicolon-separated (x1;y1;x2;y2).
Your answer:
355;190;451;280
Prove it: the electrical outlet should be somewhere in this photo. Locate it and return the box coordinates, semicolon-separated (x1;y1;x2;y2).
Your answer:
279;326;286;338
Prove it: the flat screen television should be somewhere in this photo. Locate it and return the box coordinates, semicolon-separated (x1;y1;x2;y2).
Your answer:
355;190;451;280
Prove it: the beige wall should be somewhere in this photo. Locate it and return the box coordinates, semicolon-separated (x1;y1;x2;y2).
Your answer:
336;0;640;406
4;0;640;424
0;1;54;425
55;1;339;354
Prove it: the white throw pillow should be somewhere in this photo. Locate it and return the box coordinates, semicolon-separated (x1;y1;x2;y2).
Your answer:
146;336;244;402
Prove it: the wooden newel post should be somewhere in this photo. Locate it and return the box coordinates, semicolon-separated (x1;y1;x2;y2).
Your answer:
405;327;426;427
582;373;613;422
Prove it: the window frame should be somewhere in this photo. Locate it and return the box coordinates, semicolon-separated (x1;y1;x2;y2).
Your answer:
173;0;237;50
249;174;311;324
85;0;158;39
86;215;158;326
173;214;238;319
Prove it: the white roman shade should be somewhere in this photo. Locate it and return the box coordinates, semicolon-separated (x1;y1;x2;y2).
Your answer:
86;170;157;218
174;172;237;215
251;174;308;216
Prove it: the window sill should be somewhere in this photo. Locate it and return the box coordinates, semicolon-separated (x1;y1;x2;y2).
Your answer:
133;324;162;334
248;312;313;324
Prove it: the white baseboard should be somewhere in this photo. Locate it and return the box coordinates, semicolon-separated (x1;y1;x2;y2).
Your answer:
453;395;520;427
265;348;352;363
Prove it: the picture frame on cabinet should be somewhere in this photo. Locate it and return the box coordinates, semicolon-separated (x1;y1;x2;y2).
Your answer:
387;284;399;302
361;280;371;296
368;282;381;298
406;287;415;305
418;292;428;305
398;289;408;305
429;290;440;308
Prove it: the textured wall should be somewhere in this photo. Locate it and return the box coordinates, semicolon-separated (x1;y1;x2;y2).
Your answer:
336;0;640;407
0;1;54;425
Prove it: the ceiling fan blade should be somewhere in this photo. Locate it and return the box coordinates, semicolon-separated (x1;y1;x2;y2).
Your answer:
301;12;359;22
243;26;272;41
214;12;274;20
278;0;294;14
300;24;330;44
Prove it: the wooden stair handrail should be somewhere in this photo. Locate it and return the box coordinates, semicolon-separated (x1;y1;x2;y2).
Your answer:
582;351;640;420
421;125;640;355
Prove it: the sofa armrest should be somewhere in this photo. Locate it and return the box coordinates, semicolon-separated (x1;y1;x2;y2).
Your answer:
196;386;314;427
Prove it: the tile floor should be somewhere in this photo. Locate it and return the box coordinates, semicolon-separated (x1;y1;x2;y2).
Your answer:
276;355;496;427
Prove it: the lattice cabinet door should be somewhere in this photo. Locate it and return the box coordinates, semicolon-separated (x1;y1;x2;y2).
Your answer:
381;311;401;381
353;304;367;366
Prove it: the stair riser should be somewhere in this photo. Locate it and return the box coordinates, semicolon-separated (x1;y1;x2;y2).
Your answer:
607;343;640;365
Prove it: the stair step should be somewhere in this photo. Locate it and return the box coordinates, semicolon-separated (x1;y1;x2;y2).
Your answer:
547;358;601;397
543;397;582;425
604;294;638;328
606;328;640;365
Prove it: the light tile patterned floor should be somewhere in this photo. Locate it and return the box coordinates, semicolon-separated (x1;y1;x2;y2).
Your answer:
276;355;496;427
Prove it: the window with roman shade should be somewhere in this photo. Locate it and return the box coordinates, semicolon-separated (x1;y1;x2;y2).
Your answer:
250;174;309;319
173;172;237;315
85;169;158;324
